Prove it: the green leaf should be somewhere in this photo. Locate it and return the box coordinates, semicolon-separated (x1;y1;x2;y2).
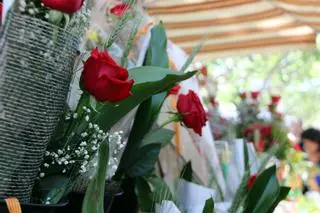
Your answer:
119;128;174;178
144;22;169;68
139;128;175;148
34;175;70;204
127;144;162;177
229;170;250;213
82;141;109;213
244;166;278;213
180;161;193;182
265;187;290;213
180;38;205;72
135;175;174;212
252;175;280;213
244;142;250;172
202;197;215;213
95;67;196;131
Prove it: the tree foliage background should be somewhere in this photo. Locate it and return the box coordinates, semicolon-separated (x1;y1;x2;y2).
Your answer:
205;50;320;128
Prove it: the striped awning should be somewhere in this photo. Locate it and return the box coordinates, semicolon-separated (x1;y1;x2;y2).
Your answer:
146;0;320;60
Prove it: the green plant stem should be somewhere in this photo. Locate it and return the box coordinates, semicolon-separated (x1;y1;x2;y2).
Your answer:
159;114;181;129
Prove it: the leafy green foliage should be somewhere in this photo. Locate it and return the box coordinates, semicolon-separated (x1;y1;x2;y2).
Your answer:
207;51;320;127
135;175;174;212
202;197;215;213
180;161;193;182
33;175;70;204
116;23;175;178
124;128;174;177
180;38;205;72
229;143;250;213
82;141;109;213
242;166;290;213
144;23;169;69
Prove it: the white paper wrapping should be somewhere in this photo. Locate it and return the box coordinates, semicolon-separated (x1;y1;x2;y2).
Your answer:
226;139;259;197
155;201;181;213
177;179;216;213
2;0;14;25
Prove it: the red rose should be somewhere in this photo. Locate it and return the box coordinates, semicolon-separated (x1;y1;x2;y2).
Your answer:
168;85;181;96
110;4;129;16
247;174;257;189
240;92;246;100
42;0;84;14
177;90;208;136
200;66;208;76
82;48;134;103
293;144;302;152
244;128;253;136
260;125;272;137
210;96;218;107
256;140;265;152
251;91;260;100
271;95;281;105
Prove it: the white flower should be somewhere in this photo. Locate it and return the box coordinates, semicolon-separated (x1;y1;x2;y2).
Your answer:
92;146;97;151
80;141;87;147
84;155;89;159
73;113;78;119
44;163;49;168
81;132;88;138
45;151;50;156
58;149;63;155
62;169;66;174
89;123;93;129
40;173;45;178
85;115;90;122
28;9;34;15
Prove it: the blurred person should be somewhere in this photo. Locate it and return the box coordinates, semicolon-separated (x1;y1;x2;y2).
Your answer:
301;128;320;192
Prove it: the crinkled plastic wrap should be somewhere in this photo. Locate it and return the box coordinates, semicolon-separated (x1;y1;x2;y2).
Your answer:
0;12;79;202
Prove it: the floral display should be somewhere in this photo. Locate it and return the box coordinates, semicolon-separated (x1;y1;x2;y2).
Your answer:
0;1;296;213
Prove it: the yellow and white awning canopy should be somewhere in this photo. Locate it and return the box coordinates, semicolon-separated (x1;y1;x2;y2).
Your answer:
146;0;320;59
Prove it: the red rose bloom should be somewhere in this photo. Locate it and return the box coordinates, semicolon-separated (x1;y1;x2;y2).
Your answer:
177;90;208;136
200;66;208;76
260;125;272;137
240;92;246;100
293;144;302;152
168;85;181;96
251;91;260;100
271;95;281;105
82;48;134;103
42;0;84;14
210;96;218;107
247;174;257;189
244;128;253;136
256;140;265;152
110;4;129;16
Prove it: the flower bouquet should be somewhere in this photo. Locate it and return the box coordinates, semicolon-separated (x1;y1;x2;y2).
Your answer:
0;0;88;203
